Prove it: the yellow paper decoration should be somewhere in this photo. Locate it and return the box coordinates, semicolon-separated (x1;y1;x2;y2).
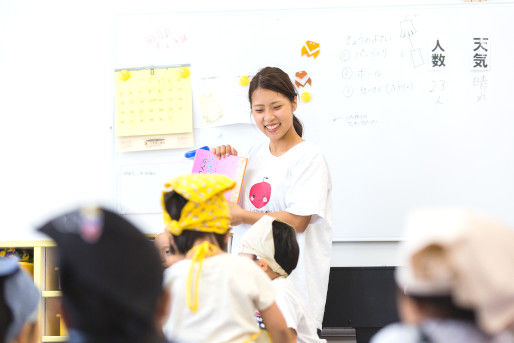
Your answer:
301;92;312;103
239;76;250;86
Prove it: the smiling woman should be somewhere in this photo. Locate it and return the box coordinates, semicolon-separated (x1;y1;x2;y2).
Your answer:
212;66;333;330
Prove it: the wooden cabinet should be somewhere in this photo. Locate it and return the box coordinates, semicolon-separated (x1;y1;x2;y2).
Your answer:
0;241;67;342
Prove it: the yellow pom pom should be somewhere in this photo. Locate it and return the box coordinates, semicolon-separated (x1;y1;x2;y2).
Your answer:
179;67;191;79
300;92;311;103
120;70;131;81
239;76;250;86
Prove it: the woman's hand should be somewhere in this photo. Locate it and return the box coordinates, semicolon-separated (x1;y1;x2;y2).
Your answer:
228;202;246;226
212;145;238;159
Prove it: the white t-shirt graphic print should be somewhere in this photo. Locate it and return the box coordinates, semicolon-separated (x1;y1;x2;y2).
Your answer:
232;140;333;329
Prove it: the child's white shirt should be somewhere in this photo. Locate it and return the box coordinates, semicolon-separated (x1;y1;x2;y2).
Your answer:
163;253;274;343
272;277;327;343
232;140;333;328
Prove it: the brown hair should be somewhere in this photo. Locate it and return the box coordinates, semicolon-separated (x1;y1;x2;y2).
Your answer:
249;67;303;137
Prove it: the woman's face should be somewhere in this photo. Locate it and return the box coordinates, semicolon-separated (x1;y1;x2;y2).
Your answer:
251;88;297;142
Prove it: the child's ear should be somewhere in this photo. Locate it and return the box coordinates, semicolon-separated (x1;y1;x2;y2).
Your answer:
256;259;268;273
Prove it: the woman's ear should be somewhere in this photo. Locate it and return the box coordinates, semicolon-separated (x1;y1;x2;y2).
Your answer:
292;96;298;113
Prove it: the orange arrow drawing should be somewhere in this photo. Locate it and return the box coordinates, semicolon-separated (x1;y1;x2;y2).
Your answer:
301;41;320;58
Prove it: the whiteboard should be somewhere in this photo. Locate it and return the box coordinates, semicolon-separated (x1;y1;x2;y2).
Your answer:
114;3;514;240
2;2;514;242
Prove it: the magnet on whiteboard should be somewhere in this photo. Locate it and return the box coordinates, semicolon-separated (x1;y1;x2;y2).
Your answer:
120;70;131;81
179;67;191;78
239;76;250;86
301;92;311;102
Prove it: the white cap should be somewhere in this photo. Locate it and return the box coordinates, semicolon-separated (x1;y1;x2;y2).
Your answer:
396;208;514;334
239;215;289;277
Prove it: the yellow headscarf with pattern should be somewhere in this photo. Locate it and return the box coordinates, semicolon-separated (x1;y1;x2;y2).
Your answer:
161;174;235;235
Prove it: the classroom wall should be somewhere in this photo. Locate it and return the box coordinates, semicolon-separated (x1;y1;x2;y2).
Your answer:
2;0;510;266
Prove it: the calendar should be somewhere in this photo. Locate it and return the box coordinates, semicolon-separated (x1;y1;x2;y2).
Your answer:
114;65;193;137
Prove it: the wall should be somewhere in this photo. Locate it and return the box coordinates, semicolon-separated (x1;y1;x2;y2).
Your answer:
2;0;512;266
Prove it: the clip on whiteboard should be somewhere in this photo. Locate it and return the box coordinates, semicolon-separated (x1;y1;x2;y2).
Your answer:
185;146;210;159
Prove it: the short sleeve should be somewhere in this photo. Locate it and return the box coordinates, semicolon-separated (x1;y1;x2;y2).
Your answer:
242;258;275;311
274;286;300;331
285;150;331;220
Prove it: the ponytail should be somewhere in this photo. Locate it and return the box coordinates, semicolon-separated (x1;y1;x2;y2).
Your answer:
292;114;303;137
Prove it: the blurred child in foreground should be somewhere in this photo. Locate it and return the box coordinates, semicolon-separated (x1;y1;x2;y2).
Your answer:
372;208;514;343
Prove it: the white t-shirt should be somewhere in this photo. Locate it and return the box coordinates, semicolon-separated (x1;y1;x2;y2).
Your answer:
272;277;327;343
232;140;333;329
163;253;275;343
371;320;494;343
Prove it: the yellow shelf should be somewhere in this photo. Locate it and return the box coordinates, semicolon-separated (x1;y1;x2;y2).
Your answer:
42;291;62;298
0;240;56;248
42;336;68;342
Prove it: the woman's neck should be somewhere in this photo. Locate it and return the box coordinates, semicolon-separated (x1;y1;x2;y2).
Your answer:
269;128;303;156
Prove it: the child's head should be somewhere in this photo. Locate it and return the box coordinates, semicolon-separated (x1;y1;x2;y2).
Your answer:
161;174;236;253
37;206;167;341
0;257;40;343
239;215;299;278
395;208;514;334
154;232;181;268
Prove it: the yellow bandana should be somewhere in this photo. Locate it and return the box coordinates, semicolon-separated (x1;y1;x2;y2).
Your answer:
161;174;235;235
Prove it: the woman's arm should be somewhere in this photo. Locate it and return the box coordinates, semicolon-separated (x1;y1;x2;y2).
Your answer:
229;202;311;233
260;302;296;343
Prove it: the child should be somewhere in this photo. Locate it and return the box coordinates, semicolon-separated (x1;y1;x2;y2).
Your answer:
38;206;172;343
371;208;514;343
161;174;294;343
154;232;182;268
239;215;325;343
0;257;40;343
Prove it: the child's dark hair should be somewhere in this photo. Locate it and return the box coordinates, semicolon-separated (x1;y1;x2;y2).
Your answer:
399;288;477;323
272;220;299;275
164;191;227;253
249;67;303;137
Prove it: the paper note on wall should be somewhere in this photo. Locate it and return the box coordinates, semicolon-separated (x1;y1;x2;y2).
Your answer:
117;160;193;214
115;66;193;137
191;149;248;203
194;76;252;128
116;132;194;152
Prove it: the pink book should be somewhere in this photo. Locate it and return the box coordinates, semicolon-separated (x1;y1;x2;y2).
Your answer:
191;149;248;203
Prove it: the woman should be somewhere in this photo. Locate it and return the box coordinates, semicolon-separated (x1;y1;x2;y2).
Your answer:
213;66;333;330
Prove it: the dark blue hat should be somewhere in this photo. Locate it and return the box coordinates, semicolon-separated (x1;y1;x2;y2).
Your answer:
37;206;164;334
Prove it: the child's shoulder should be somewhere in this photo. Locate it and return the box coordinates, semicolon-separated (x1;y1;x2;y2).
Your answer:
165;254;264;281
213;253;259;268
213;254;269;279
